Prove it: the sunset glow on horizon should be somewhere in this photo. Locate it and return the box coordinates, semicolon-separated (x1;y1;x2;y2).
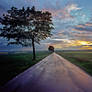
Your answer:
49;40;92;50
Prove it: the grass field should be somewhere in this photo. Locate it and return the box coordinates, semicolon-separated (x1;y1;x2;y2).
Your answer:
0;51;51;86
1;51;92;86
56;51;92;76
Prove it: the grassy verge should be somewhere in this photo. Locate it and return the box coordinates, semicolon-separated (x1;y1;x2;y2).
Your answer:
56;51;92;76
0;51;51;86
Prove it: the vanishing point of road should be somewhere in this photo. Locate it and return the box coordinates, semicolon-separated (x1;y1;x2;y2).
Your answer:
1;53;92;92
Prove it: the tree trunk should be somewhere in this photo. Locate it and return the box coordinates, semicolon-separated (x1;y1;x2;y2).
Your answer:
32;37;36;60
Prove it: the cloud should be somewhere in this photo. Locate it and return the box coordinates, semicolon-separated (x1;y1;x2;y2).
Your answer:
66;4;81;13
42;3;81;19
74;22;92;32
74;27;92;32
0;0;92;50
59;3;81;19
70;22;92;41
48;38;92;50
51;38;72;43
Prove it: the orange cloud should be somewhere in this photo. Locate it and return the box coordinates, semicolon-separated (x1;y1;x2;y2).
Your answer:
75;25;85;28
80;46;92;50
85;23;92;27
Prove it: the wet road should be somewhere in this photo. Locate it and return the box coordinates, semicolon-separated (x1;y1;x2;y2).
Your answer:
1;53;92;92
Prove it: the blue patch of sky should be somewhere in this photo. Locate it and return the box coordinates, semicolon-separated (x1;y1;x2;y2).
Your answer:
71;9;92;25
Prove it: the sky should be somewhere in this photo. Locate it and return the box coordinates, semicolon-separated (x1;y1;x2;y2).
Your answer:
0;0;92;51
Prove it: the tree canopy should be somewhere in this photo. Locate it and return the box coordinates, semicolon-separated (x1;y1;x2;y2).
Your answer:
48;46;54;52
0;6;54;60
0;6;53;45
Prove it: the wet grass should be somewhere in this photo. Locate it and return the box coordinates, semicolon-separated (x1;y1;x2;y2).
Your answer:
56;51;92;76
0;51;51;86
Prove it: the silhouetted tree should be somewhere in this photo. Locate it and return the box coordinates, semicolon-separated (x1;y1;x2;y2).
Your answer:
0;6;54;60
48;46;54;52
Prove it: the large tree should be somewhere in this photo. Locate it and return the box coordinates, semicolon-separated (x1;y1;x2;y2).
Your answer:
0;6;54;60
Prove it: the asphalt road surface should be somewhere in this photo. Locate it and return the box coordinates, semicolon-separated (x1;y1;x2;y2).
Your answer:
1;53;92;92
